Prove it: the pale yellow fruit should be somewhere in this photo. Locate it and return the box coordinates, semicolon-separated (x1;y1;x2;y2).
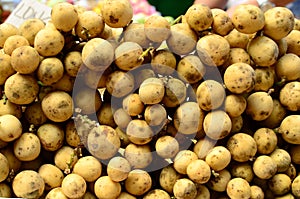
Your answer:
231;4;265;34
51;2;78;32
101;0;133;28
12;170;45;199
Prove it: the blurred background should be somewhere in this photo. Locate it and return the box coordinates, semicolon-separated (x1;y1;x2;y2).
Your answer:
0;0;299;24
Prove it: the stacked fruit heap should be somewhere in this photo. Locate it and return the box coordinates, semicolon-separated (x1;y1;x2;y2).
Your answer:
0;0;300;198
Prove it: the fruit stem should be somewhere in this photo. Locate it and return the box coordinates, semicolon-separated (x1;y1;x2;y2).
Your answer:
117;30;125;43
81;27;91;41
249;156;255;161
138;46;154;62
65;149;77;174
75;144;83;157
273;127;280;134
222;83;227;89
191;139;197;144
6;169;15;183
267;88;275;95
170;15;182;26
275;77;286;87
1;94;7;105
212;170;219;177
29;124;36;133
37;81;45;87
117;20;133;43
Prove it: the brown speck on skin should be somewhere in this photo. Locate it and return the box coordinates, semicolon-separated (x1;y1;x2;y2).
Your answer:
12;92;20;99
109;15;119;24
238;24;244;30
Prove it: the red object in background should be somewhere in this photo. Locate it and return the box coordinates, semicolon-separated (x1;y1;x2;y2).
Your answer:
2;10;11;21
0;5;11;23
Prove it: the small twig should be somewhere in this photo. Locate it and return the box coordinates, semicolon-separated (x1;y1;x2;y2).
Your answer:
170;15;182;26
212;170;219;177
138;46;154;62
267;88;275;95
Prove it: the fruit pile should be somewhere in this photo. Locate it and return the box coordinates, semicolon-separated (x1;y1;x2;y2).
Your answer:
0;0;300;198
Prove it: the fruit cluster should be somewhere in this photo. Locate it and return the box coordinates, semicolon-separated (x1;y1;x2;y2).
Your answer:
0;0;300;198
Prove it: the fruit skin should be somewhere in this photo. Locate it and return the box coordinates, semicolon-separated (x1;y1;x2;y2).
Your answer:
246;91;274;121
166;23;198;56
87;125;121;160
37;123;65;152
253;128;278;155
4;73;39;105
106;70;135;98
177;54;206;84
51;2;78;32
263;6;295;40
37;57;64;86
41;91;74;123
174;102;205;135
123;22;151;48
0;23;19;48
0;153;9;182
231;4;265;34
247;35;279;67
159;165;181;194
196;34;230;67
144;15;171;43
278;115;300;144
226;177;251;199
61;173;86;199
3;35;29;56
224;62;256;94
211;8;234;36
10;46;40;74
138;77;165;105
285;30;300;56
275;53;300;81
187;159;211;184
185;4;213;32
225;28;251;49
45;187;68;199
203;110;232;140
107;156;130;182
101;0;133;28
19;18;45;46
143;189;171;199
0;114;22;142
207;169;231;192
0;53;14;86
196;80;226;111
253;155;277;180
13;132;41;161
205;146;231;171
268;173;292;196
34;27;64;57
75;10;105;40
12;170;45;199
279;81;300;111
125;169;152;196
225;94;247;117
81;37;114;72
227;133;257;162
1;2;300;198
94;176;121;198
114;41;144;71
254;67;275;92
173;178;197;199
38;164;64;191
292;175;300;198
